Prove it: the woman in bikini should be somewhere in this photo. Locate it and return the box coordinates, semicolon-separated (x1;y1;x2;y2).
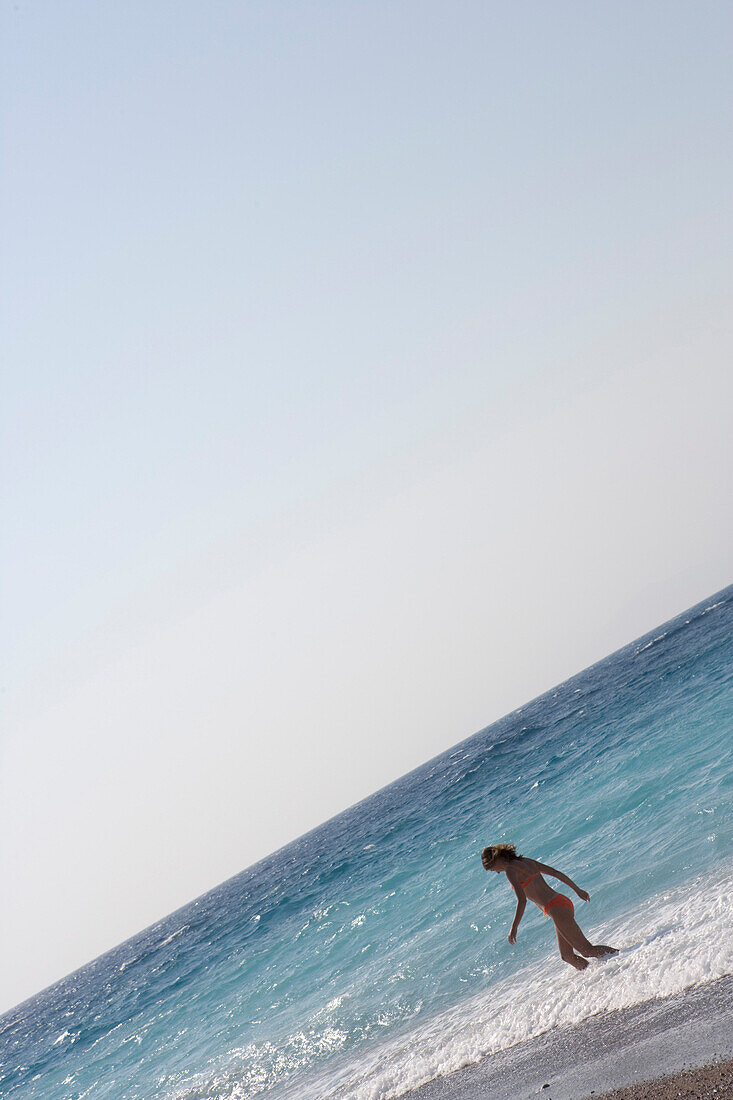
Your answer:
481;843;617;970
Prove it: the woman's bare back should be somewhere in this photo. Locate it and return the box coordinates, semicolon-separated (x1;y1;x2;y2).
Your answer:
505;857;562;908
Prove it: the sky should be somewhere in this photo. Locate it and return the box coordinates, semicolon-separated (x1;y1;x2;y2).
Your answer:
1;1;732;1014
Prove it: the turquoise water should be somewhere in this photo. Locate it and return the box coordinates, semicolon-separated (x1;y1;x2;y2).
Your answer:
1;587;731;1099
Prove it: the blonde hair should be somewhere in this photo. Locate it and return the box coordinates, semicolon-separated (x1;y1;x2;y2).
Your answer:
481;843;521;868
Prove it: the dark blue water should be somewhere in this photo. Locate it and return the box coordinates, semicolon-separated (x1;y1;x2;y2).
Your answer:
1;587;731;1100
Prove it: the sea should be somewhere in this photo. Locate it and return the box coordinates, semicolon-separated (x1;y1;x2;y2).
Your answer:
1;586;731;1100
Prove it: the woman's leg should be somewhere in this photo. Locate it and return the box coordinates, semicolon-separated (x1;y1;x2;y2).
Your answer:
555;925;588;969
552;907;617;958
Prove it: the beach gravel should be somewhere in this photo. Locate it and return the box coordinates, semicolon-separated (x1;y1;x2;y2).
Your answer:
580;1057;733;1099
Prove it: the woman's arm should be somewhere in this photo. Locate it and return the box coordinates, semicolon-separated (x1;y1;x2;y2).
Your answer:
508;883;526;944
537;862;590;901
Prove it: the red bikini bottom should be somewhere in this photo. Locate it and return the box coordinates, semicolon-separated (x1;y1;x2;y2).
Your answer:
543;893;574;918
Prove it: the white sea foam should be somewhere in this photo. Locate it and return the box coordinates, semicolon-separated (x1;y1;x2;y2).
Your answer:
636;632;667;654
314;866;733;1100
157;925;190;949
51;1029;76;1047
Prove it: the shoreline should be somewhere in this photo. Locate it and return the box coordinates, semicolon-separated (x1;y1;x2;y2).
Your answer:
580;1057;733;1099
407;974;733;1100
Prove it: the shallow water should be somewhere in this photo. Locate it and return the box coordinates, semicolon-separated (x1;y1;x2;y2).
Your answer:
1;586;731;1100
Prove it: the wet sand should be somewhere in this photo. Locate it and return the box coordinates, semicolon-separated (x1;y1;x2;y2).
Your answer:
407;975;733;1100
580;1056;733;1099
